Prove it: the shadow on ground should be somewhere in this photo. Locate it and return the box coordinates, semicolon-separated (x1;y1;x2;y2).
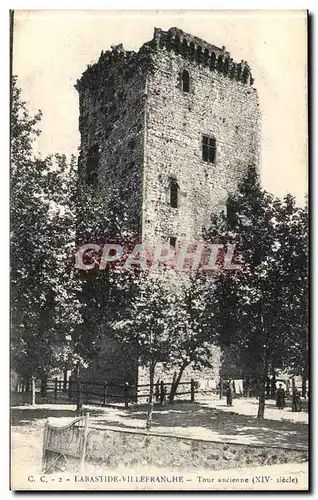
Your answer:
11;401;308;449
246;396;309;412
10;406;105;427
90;402;308;449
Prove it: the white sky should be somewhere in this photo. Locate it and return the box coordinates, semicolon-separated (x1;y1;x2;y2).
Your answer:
12;10;308;204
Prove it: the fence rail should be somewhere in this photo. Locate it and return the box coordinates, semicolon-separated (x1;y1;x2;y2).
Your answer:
15;376;199;408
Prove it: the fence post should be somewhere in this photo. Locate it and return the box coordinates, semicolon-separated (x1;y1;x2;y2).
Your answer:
80;411;89;472
160;380;165;405
68;376;73;400
54;377;58;401
124;382;129;409
191;378;195;403
135;380;138;403
63;369;67;393
103;381;107;406
40;376;47;398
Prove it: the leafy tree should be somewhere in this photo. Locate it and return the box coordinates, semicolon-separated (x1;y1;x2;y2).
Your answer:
205;166;308;418
111;269;221;425
164;271;219;402
11;77;80;397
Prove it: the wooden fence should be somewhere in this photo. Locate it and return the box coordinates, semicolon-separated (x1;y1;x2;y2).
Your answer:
37;377;198;408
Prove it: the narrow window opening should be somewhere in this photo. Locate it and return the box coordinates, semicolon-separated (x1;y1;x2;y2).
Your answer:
202;135;216;164
169;237;177;249
170;178;179;208
86;144;99;185
181;69;190;93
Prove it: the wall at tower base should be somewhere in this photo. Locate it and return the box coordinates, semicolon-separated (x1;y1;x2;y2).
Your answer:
138;344;222;393
85;425;308;472
80;333;138;391
76;46;149;239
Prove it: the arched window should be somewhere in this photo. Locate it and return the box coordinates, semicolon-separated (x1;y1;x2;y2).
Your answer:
169;178;179;208
181;69;190;93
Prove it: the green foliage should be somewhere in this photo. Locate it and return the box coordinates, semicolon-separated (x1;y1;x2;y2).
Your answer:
10;75;308;399
11;76;81;378
206;166;308;379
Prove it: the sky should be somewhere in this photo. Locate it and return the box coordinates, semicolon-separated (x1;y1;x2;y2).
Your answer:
12;10;308;204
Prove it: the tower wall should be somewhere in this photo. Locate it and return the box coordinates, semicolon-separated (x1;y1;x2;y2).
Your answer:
76;46;149;237
76;28;261;387
143;28;260;246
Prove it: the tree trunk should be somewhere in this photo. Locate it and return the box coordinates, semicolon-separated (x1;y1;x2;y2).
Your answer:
146;361;155;430
76;377;83;415
257;312;269;419
169;362;188;403
219;379;224;399
63;368;68;393
257;347;269;419
257;385;266;419
30;376;36;405
40;374;47;398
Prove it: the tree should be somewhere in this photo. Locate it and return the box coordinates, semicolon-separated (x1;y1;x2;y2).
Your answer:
206;166;308;418
164;271;219;402
111;267;222;425
112;272;174;428
11;77;80;398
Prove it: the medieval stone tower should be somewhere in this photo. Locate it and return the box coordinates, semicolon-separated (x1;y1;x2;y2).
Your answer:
77;26;260;251
76;27;261;385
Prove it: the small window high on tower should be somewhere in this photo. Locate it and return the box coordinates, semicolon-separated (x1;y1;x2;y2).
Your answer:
202;135;216;164
169;178;179;208
181;69;190;93
169;236;177;249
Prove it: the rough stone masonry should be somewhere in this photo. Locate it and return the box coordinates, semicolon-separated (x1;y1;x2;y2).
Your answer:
76;27;261;386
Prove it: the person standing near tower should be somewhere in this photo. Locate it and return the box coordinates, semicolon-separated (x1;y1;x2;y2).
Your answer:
276;383;285;409
226;380;234;406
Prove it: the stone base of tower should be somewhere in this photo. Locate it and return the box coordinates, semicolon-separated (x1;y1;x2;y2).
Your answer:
138;344;222;396
79;334;139;398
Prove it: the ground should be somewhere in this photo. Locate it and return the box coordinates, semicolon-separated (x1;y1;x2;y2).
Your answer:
11;393;308;484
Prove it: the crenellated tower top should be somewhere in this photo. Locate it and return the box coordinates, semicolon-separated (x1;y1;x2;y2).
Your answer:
147;27;254;86
76;26;255;91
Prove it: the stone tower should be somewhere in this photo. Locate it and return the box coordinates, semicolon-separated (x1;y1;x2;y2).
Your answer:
76;27;261;386
76;26;260;251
